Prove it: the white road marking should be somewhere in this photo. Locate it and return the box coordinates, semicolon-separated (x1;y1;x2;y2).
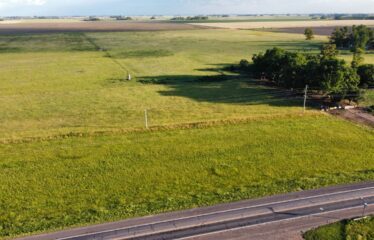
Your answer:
59;185;374;240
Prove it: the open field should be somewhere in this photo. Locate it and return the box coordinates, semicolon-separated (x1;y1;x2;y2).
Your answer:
1;26;374;238
1;116;374;238
272;26;351;36
0;29;327;141
191;20;374;29
0;21;206;34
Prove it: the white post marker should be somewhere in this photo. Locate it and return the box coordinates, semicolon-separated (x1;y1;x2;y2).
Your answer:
128;73;132;81
303;85;309;113
144;109;149;129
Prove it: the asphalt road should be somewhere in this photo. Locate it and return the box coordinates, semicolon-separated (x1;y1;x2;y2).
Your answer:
18;181;374;240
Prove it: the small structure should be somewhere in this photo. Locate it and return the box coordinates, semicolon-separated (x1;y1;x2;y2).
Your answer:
127;73;132;81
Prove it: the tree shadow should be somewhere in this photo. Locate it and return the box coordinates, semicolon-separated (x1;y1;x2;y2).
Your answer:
137;64;304;108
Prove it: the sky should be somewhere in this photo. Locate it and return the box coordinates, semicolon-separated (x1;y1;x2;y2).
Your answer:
0;0;374;16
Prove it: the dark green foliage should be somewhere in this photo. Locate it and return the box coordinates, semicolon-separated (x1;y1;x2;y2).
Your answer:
83;16;100;21
358;64;374;87
171;16;208;21
305;28;314;40
352;48;365;69
110;49;173;58
321;44;339;59
252;47;360;95
239;59;250;69
113;16;132;21
330;25;374;51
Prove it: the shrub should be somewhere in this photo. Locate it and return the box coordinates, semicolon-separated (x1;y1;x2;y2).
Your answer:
357;64;374;87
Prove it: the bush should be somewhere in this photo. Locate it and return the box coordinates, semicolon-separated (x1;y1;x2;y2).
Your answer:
239;59;250;69
358;64;374;87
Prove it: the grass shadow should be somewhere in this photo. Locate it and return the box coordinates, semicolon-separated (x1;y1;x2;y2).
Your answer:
137;64;303;107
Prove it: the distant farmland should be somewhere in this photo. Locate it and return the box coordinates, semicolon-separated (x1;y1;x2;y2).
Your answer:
0;21;207;34
191;20;374;29
1;23;374;238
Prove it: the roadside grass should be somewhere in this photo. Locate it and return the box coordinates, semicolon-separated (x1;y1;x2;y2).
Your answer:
0;30;325;141
1;116;374;238
303;216;374;240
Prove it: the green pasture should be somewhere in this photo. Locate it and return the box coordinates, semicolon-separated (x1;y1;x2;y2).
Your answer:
0;30;326;141
1;116;374;237
1;28;374;238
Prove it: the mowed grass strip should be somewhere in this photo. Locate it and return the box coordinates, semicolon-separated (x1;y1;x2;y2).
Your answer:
1;115;373;238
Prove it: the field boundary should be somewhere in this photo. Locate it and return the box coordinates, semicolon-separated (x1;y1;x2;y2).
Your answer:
0;112;321;145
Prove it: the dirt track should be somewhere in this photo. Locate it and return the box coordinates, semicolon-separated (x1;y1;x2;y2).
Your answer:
330;108;374;128
0;21;207;34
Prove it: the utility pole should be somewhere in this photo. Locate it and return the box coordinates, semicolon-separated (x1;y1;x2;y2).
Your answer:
144;109;149;129
303;85;309;113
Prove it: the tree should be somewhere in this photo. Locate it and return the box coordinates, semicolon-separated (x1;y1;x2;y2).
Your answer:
330;25;374;50
350;25;373;52
304;28;314;40
330;26;350;48
321;44;339;59
317;58;360;94
357;64;374;87
351;48;365;68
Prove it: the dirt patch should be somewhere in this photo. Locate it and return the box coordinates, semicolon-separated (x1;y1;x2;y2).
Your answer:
0;21;208;34
330;108;374;128
271;27;341;36
191;20;374;30
271;26;374;36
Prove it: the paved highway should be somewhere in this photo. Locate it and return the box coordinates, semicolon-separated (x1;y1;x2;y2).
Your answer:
18;181;374;240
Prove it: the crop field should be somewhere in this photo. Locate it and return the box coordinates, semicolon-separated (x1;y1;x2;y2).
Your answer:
0;21;205;34
1;25;374;238
191;19;374;29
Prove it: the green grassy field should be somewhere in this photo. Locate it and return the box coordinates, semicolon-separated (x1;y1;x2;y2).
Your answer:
1;116;374;237
0;30;325;141
1;29;374;238
303;216;374;240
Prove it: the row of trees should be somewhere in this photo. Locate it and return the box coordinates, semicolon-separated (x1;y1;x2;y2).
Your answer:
330;25;374;51
170;16;209;21
246;45;374;102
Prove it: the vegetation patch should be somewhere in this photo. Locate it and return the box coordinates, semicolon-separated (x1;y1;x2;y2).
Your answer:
110;49;174;58
304;216;374;240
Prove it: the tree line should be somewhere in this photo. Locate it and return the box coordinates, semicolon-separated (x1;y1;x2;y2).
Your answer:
240;45;373;102
330;25;374;51
238;25;374;103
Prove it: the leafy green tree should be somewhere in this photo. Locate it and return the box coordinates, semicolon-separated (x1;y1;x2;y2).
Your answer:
351;48;365;68
351;25;373;52
321;44;339;59
357;64;374;87
330;26;350;48
252;47;286;83
317;58;360;94
304;28;314;40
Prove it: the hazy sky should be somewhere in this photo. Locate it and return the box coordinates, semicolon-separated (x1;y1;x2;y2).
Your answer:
0;0;374;16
